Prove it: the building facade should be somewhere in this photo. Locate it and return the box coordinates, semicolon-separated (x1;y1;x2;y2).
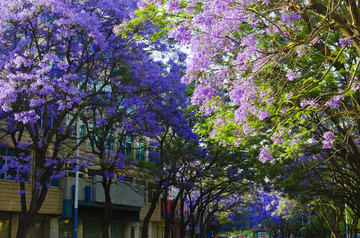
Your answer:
0;133;162;238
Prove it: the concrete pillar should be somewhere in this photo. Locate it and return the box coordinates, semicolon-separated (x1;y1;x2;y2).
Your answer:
10;213;18;238
133;222;140;238
125;222;140;238
49;217;59;238
148;222;152;238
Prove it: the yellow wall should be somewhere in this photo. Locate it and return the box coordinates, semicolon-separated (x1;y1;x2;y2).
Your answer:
0;180;62;215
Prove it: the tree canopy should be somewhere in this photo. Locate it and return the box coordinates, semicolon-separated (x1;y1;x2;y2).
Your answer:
3;0;360;236
0;1;190;237
122;0;360;219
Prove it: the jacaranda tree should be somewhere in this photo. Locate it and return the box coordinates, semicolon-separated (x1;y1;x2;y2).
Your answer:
83;48;191;238
122;0;360;222
0;0;186;237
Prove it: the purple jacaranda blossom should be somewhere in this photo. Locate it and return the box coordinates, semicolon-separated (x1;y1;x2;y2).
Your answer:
296;44;307;57
322;131;335;149
281;12;301;23
167;0;180;14
285;92;293;100
35;182;41;190
325;95;344;109
14;110;40;124
300;99;318;108
286;70;302;81
259;145;273;163
323;131;334;140
191;85;217;105
309;37;320;46
186;183;194;190
270;129;285;145
104;171;115;179
257;108;269;121
214;118;225;126
339;37;353;47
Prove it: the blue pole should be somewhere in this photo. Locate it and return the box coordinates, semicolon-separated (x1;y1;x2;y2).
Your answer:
74;205;78;238
302;219;304;238
302;227;304;238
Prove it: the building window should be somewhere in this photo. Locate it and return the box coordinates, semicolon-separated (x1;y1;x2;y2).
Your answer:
89;133;114;151
87;169;102;179
156;226;163;238
37;110;57;130
83;220;101;238
136;180;146;202
105;134;114;151
148;189;158;203
40;173;59;187
111;221;124;238
27;221;43;238
65;164;84;179
0;219;10;238
123;176;133;183
59;219;72;238
135;141;145;161
87;123;114;151
119;136;132;158
66;115;84;140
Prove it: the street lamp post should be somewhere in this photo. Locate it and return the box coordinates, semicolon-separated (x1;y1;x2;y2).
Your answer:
74;117;80;238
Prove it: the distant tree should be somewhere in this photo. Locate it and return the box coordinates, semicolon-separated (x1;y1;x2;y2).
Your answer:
82;48;189;238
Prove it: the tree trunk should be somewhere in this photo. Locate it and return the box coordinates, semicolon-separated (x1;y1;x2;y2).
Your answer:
102;178;113;238
16;176;49;238
179;196;186;238
16;216;32;238
189;212;197;238
16;181;30;238
198;210;206;238
16;200;45;238
141;185;161;238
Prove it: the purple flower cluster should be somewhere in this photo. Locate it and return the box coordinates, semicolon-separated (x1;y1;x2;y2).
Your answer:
339;37;353;47
325;95;344;109
286;70;302;81
322;131;335;149
259;145;273;163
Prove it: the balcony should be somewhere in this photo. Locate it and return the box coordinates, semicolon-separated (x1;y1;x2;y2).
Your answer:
62;175;144;218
